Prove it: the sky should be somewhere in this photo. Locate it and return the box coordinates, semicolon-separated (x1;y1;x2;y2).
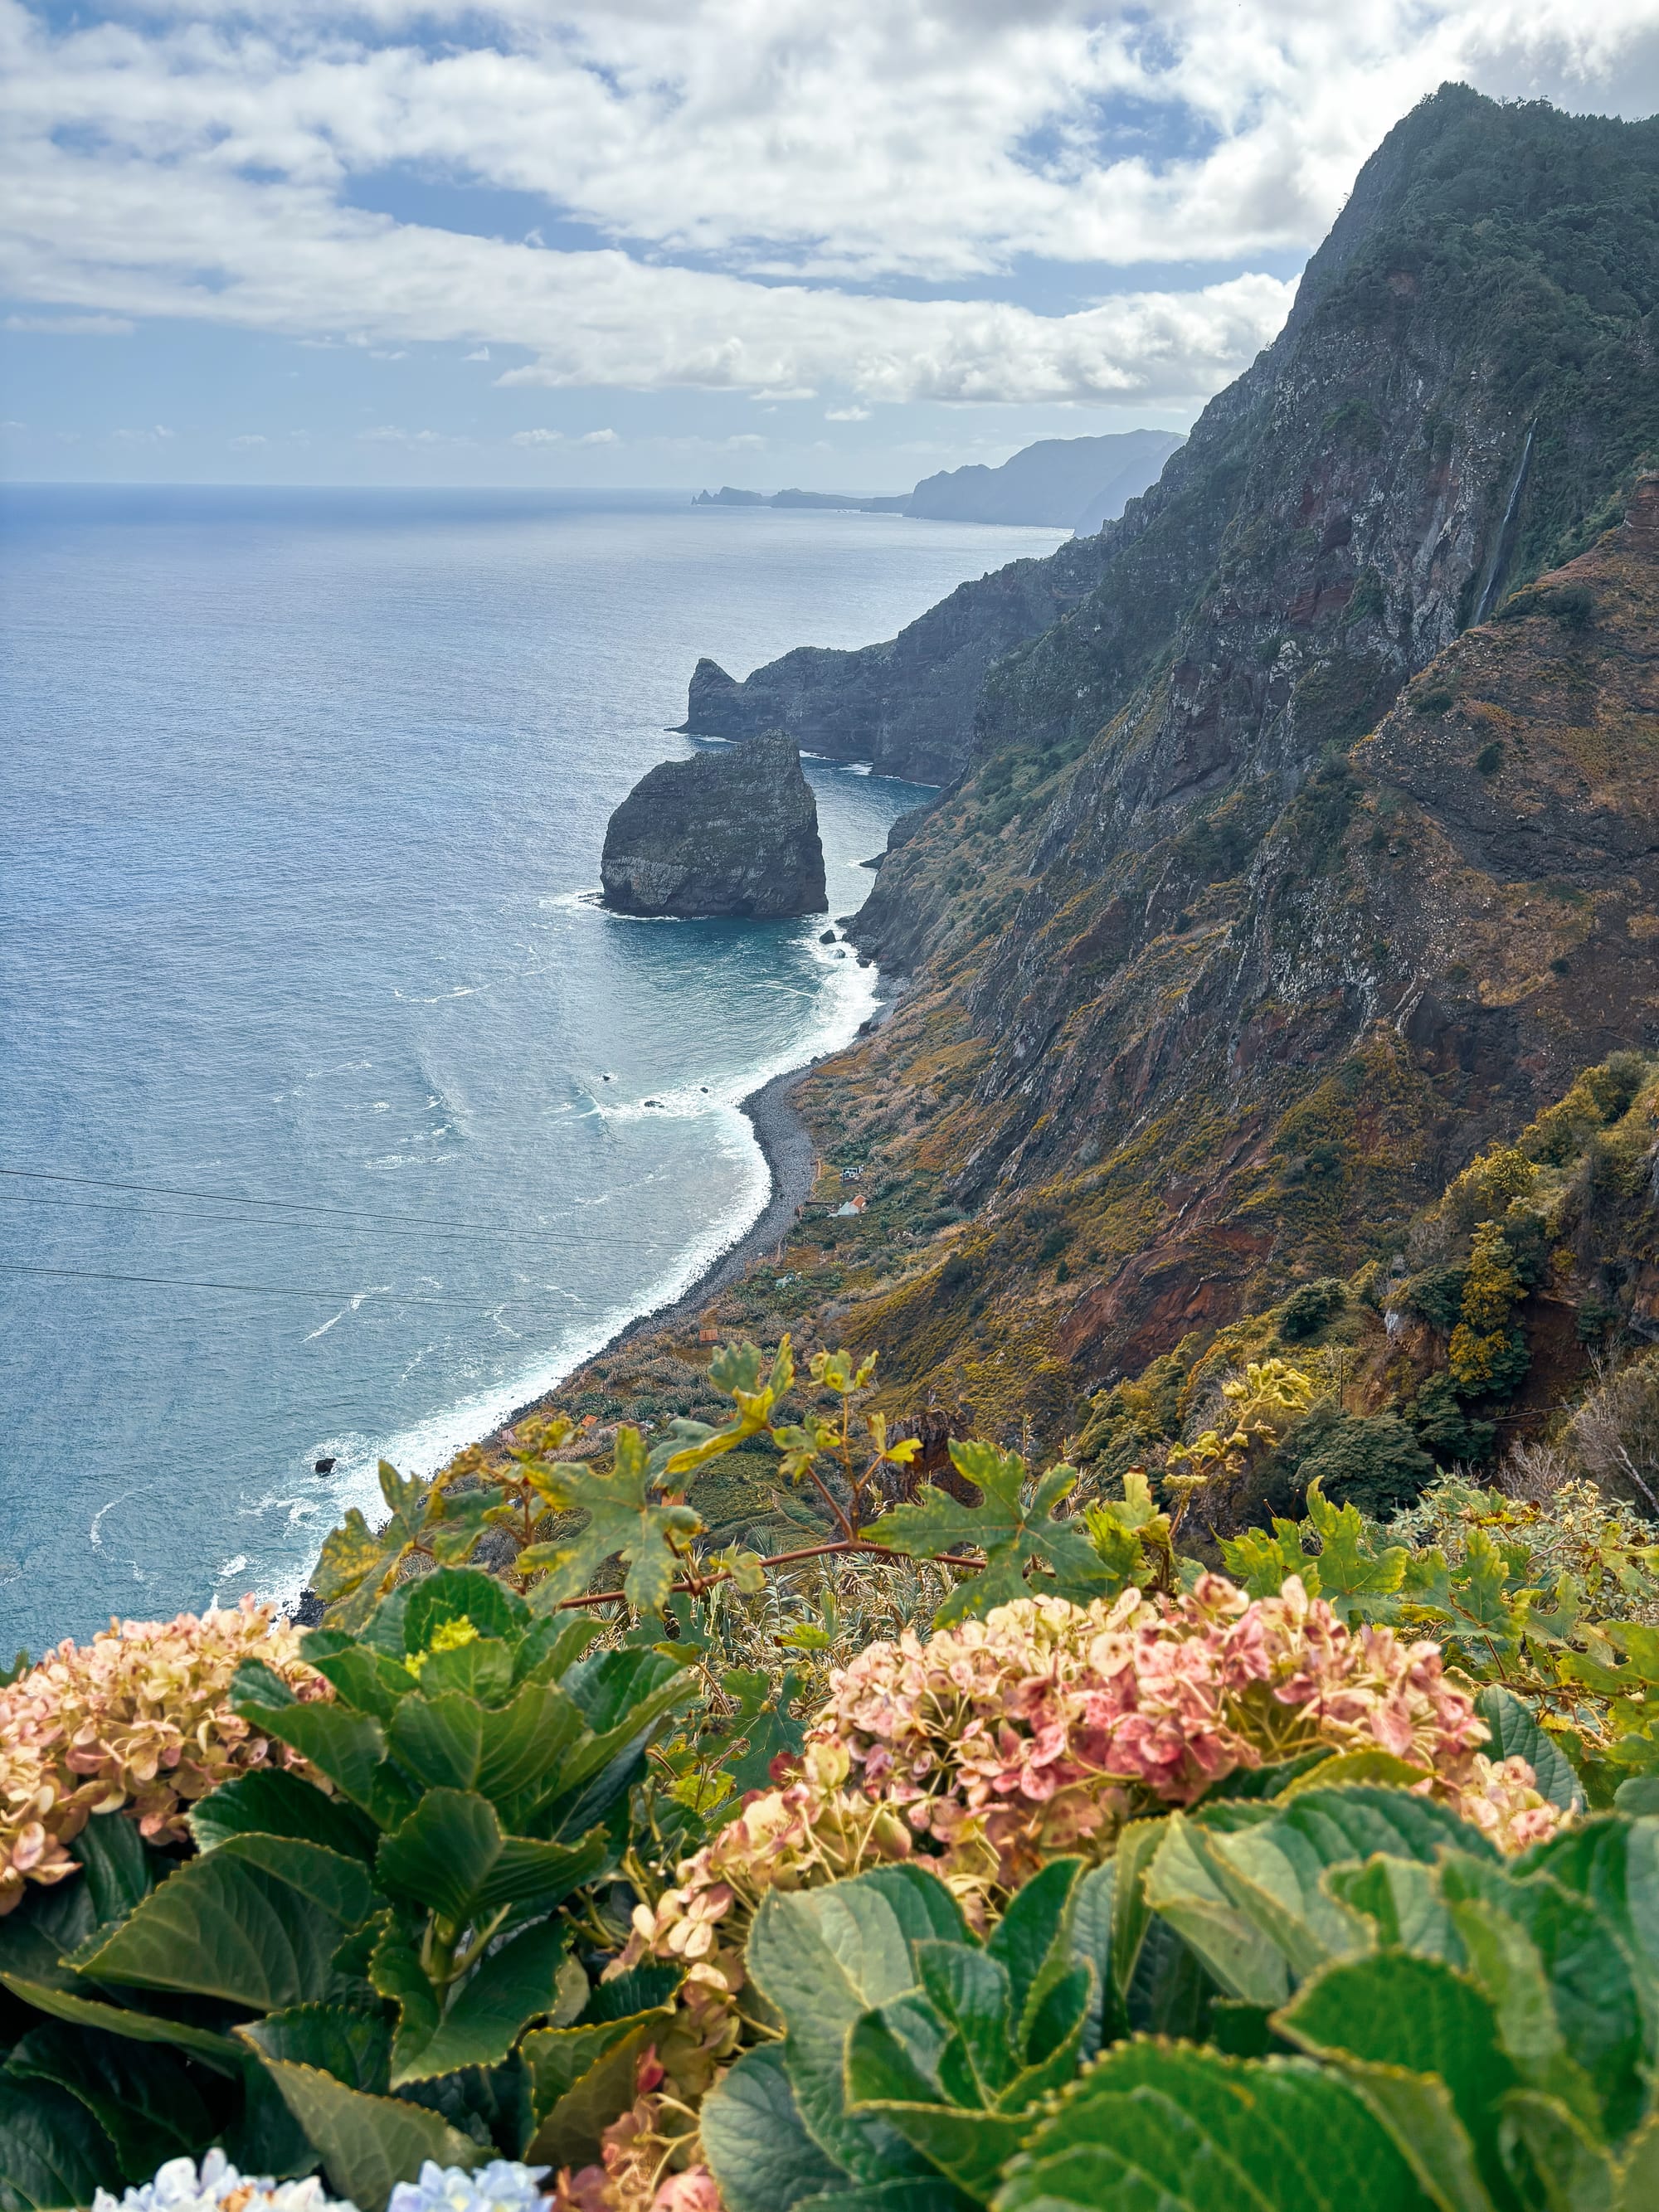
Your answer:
4;1;1659;490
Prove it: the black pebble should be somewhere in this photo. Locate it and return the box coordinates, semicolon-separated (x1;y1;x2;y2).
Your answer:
314;1456;336;1475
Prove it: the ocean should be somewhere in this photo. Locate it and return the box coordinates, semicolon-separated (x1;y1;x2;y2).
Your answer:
0;484;1065;1654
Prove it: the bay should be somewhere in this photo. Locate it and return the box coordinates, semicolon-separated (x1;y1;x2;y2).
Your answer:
0;484;1065;1650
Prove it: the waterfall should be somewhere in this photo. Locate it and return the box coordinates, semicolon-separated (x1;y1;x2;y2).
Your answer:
1473;423;1535;625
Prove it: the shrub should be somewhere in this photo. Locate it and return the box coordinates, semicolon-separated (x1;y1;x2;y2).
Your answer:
1292;1407;1437;1516
0;1597;322;1914
1277;1276;1348;1342
1395;1264;1466;1331
0;1568;697;2210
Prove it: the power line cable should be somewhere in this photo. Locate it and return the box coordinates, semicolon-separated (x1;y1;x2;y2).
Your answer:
0;1185;672;1255
0;1163;689;1247
0;1262;552;1310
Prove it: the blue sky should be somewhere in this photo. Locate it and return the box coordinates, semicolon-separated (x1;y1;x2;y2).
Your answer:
4;1;1658;490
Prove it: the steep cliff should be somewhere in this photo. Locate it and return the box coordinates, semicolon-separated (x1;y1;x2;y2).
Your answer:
680;87;1659;1435
809;88;1659;1412
682;540;1115;785
600;732;827;919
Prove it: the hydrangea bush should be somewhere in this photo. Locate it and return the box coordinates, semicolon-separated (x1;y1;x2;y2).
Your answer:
93;2150;355;2212
615;1572;1564;2114
0;1594;322;1911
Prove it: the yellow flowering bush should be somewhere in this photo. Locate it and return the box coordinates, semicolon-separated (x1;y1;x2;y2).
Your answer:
0;1595;324;1913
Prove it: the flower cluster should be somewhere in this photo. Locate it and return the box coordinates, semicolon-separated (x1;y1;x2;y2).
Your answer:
550;2049;722;2212
0;1595;324;1912
813;1576;1545;1879
389;2162;549;2212
606;1740;917;2095
1456;1753;1567;1854
94;2151;354;2212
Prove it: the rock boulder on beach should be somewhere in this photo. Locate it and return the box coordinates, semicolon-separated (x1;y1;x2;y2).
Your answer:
600;730;828;918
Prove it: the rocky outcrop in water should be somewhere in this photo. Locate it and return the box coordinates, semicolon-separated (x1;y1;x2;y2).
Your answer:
600;731;827;919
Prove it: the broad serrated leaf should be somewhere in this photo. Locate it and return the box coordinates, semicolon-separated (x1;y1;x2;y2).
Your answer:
868;1443;1100;1622
254;2057;480;2212
1063;1860;1117;2058
72;1835;376;2007
0;2078;122;2212
401;1568;530;1653
70;1814;163;1925
298;1632;419;1722
0;1972;244;2066
377;1789;605;1924
522;2010;672;2166
1513;1814;1659;2027
387;1677;586;1817
240;2004;394;2094
390;1916;570;2085
1438;1855;1646;2139
367;1913;440;2077
701;2044;849;2212
912;1944;1017;2100
996;2039;1436;2212
190;1769;378;1860
746;1868;966;2184
1144;1812;1291;2007
983;1859;1079;2058
1474;1689;1586;1814
1327;1859;1464;1964
1276;1950;1515;2212
230;1693;388;1815
4;2022;216;2178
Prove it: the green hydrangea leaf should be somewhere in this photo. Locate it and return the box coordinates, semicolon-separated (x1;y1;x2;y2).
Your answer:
998;2039;1436;2212
701;2044;848;2212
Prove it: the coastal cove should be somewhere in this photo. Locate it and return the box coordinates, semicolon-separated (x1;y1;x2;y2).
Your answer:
0;487;1065;1650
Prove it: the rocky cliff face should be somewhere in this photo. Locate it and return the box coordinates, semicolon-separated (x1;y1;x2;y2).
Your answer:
733;88;1659;1425
600;732;827;919
682;537;1122;785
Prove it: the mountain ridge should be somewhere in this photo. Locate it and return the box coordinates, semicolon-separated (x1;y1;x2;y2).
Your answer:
533;85;1659;1485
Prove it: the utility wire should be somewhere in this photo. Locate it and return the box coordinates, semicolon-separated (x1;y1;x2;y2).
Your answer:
0;1185;671;1255
0;1164;585;1239
0;1164;684;1251
0;1262;550;1310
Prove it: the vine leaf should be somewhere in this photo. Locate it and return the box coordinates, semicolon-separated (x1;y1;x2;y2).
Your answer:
868;1440;1102;1623
314;1461;483;1630
518;1427;703;1616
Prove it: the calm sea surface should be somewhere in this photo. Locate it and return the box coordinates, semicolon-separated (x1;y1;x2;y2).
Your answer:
0;485;1065;1651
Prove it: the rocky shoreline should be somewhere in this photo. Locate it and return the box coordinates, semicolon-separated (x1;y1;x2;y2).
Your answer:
469;972;907;1454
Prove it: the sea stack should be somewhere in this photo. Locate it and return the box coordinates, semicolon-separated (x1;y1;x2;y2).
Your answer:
600;730;828;919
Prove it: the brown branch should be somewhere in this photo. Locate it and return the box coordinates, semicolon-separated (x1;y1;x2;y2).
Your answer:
552;1537;984;1612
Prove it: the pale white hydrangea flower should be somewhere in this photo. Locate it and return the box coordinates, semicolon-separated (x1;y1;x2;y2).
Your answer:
387;2161;550;2212
92;2149;356;2212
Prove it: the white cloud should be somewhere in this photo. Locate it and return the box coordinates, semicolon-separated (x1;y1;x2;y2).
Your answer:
6;311;134;335
510;425;562;444
229;431;267;445
465;345;491;360
111;423;175;441
0;417;26;429
368;347;407;358
578;426;620;445
2;2;1657;416
825;405;871;421
358;423;460;443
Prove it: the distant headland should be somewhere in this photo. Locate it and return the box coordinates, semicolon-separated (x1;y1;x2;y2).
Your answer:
692;426;1184;537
